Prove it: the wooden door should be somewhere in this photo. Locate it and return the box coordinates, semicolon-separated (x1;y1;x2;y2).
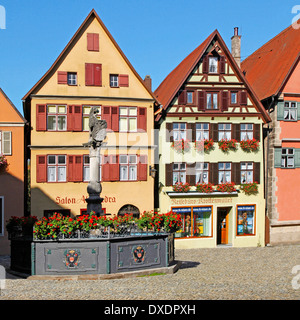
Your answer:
221;213;228;244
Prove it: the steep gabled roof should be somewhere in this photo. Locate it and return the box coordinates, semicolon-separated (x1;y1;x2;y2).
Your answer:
155;29;271;123
241;22;300;101
0;87;26;123
22;9;158;103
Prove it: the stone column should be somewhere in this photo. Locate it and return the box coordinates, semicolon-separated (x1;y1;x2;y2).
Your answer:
86;145;104;216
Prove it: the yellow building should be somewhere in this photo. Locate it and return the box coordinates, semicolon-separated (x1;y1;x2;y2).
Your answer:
154;29;271;248
23;10;158;218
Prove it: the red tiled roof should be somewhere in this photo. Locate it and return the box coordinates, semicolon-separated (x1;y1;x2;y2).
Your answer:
241;22;300;101
154;30;216;108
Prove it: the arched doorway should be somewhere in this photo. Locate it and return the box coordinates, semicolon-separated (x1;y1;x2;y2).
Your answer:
118;204;140;219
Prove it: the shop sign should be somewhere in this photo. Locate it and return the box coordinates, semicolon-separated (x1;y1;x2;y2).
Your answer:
171;197;233;206
55;195;117;205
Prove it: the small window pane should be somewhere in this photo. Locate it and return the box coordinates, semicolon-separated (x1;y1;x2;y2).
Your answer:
57;167;66;182
120;155;128;164
119;118;128;131
58;155;66;164
129;108;137;116
129;118;137;131
47;116;56;130
119;108;128;116
57;116;66;130
48;167;56;182
48;106;56;114
48;155;56;164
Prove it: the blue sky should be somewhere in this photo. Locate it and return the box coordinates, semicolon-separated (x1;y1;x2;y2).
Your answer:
0;0;298;115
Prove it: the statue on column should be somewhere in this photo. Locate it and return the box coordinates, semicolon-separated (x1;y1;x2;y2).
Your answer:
83;106;107;216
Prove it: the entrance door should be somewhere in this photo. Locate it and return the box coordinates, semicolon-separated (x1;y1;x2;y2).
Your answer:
217;208;229;245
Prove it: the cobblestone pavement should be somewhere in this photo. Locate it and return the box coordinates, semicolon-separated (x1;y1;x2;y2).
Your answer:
0;245;300;300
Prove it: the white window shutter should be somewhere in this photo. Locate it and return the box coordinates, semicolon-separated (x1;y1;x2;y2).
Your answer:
3;131;11;155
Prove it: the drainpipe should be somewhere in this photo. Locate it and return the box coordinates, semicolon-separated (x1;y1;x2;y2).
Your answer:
265;95;275;245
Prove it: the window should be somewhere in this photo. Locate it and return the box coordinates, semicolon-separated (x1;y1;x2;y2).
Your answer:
47;105;67;131
281;148;294;168
196;162;209;184
83;106;101;131
0;131;12;155
241;162;253;183
284;102;297;121
83;155;102;182
209;57;218;73
173;123;186;141
173;163;186;185
240;124;253;140
67;72;77;86
218;123;231;140
207;92;218;109
237;205;255;236
218;163;231;184
110;74;119;87
231;92;238;104
196;123;209;141
120;155;137;181
47;155;67;182
119;107;137;132
172;206;212;238
187;92;194;104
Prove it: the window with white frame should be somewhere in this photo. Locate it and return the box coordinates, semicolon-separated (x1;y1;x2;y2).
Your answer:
67;72;77;85
173;163;186;185
241;162;254;184
281;148;294;168
83;155;102;181
218;123;231;140
47;105;67;131
119;107;137;132
209;57;218;73
0;131;12;155
173;123;186;141
110;74;119;87
47;155;67;182
120;155;137;181
83;106;101;131
231;92;238;104
187;91;194;104
207;92;218;109
284;102;297;121
240;124;253;140
218;163;231;184
196;162;209;184
196;123;209;141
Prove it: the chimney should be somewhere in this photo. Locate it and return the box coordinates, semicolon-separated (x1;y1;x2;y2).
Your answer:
231;27;241;67
144;75;152;91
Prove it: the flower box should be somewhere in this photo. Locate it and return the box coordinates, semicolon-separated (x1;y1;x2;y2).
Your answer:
240;182;259;195
216;182;237;193
195;182;214;193
172;182;191;193
218;139;238;152
195;139;214;153
240;139;259;152
171;139;191;153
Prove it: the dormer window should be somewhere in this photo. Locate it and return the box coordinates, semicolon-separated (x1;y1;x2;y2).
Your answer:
209;57;218;73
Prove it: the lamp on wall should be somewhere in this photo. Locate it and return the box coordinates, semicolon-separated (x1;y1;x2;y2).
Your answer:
149;165;157;178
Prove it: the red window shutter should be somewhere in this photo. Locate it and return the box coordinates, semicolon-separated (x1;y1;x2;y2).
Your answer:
202;56;209;74
36;104;47;131
87;33;99;51
178;90;187;105
254;162;260;184
119;74;129;87
220;56;226;74
138;155;148;181
138;107;147;132
165;163;173;186
102;106;112;130
67;105;74;131
74;156;83;182
68;155;74;182
254;124;260;141
221;91;229;111
102;156;110;181
94;64;102;86
73;105;82;131
109;155;119;181
240;91;248;105
36;155;47;183
93;34;99;52
57;71;68;84
85;63;94;86
111;107;119;132
198;91;206;111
